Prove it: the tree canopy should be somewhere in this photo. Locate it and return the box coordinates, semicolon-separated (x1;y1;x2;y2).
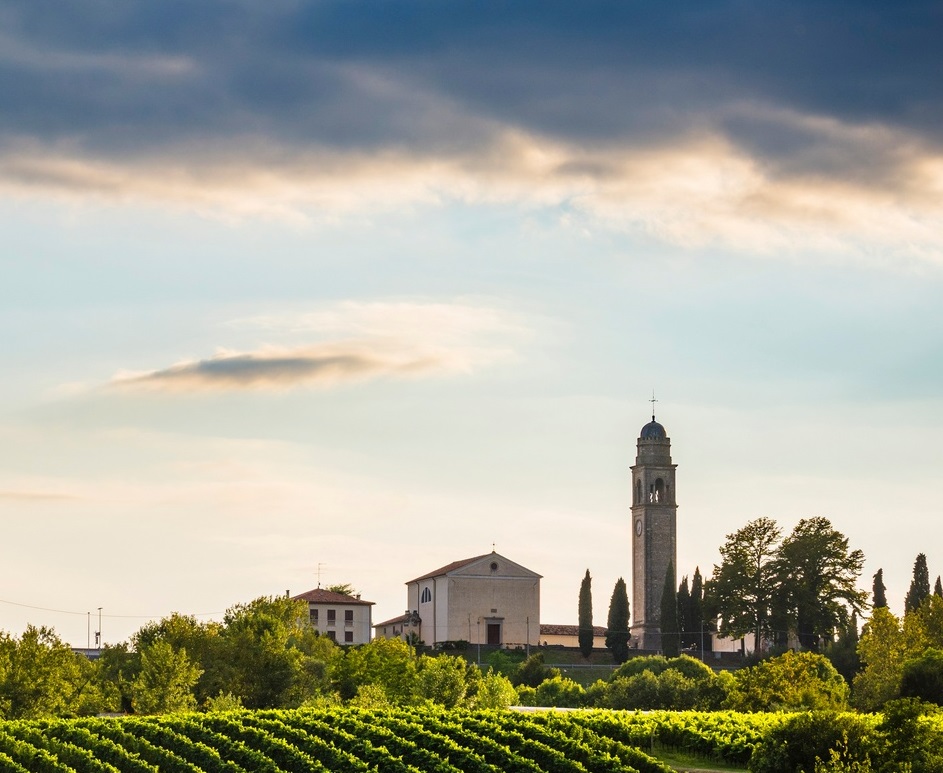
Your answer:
710;516;866;653
776;517;868;650
709;517;783;646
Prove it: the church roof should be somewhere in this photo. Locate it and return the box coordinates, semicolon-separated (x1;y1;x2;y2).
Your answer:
540;623;607;636
407;554;492;583
407;551;542;583
640;418;667;440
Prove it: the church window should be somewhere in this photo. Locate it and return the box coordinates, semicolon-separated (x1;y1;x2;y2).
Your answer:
654;478;664;503
420;587;432;603
490;562;499;573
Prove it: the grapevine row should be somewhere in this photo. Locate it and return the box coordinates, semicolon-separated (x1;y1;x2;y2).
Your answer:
0;706;791;772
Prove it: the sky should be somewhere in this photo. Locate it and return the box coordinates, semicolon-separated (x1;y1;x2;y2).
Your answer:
2;0;943;647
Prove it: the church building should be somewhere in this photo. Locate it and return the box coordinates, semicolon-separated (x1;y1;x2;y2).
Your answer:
630;412;678;650
375;551;541;648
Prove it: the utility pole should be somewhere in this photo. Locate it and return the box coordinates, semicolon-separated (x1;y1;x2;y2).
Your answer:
96;607;102;650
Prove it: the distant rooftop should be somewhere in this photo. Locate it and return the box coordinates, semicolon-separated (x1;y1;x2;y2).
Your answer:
291;588;374;605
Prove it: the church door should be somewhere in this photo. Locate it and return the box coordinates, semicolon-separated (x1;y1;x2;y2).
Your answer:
487;623;501;645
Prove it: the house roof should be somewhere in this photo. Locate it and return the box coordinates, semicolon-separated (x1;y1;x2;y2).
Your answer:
373;613;410;628
406;553;493;583
291;588;374;606
539;624;607;637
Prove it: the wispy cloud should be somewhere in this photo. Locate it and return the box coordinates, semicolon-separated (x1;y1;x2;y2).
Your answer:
109;301;525;393
0;490;78;502
111;343;446;392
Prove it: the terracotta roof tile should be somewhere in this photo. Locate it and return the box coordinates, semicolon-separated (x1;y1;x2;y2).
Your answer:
406;553;492;583
291;588;374;605
539;624;606;636
373;613;410;627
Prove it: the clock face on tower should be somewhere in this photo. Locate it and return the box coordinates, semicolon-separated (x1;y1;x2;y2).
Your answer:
635;519;642;536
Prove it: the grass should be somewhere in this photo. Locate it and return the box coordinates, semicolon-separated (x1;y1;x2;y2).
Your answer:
650;747;749;773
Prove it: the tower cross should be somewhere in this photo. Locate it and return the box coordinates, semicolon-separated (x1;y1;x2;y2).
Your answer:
649;391;658;421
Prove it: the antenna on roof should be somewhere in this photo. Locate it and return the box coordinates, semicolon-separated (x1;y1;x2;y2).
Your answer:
316;563;325;589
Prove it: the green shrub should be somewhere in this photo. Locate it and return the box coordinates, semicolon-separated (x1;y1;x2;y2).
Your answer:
901;649;943;707
875;698;943;773
749;712;876;773
533;676;585;708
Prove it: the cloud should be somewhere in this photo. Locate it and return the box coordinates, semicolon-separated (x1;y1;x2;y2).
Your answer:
109;300;526;393
0;490;78;501
111;344;449;392
2;1;942;262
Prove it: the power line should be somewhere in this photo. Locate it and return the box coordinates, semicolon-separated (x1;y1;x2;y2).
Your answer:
0;597;223;620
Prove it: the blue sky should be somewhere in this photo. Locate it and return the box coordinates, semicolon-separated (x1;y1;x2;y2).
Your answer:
2;0;942;645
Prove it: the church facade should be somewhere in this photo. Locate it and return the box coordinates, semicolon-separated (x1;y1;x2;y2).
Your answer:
630;414;678;650
375;551;542;648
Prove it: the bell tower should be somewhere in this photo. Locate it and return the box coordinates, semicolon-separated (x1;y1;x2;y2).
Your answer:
630;408;677;651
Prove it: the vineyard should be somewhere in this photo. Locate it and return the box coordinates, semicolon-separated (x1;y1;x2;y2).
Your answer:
0;706;789;773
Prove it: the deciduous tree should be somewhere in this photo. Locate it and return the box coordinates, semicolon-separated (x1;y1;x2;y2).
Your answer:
853;606;906;711
0;626;84;719
130;641;202;715
776;516;867;650
709;517;782;649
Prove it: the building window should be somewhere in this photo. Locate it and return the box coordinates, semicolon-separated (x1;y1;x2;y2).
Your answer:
310;609;319;624
327;609;336;625
344;610;354;622
326;630;336;641
344;631;354;643
420;587;432;603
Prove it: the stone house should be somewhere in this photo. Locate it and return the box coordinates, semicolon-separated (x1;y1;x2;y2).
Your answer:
292;588;374;645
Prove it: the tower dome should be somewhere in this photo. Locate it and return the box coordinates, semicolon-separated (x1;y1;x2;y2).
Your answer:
640;417;666;440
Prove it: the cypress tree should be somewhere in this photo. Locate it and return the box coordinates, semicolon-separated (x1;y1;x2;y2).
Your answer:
906;554;931;614
677;576;691;648
661;561;680;657
691;567;707;653
936;576;943;598
578;569;594;658
605;578;630;665
872;568;888;609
